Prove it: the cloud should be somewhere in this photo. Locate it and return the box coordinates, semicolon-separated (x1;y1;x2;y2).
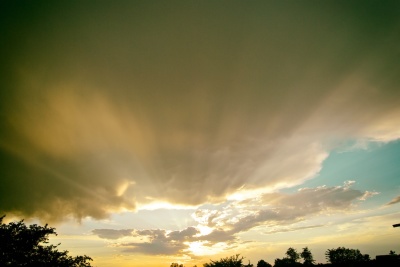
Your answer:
92;229;134;240
92;227;199;241
92;227;199;256
121;240;187;256
92;182;376;256
193;182;374;238
263;224;325;235
168;227;199;242
198;229;237;244
1;1;400;221
387;195;400;205
359;191;379;201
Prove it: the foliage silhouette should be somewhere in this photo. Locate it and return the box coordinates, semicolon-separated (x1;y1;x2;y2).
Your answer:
300;247;315;265
286;247;300;263
203;254;244;267
274;257;302;267
325;247;370;265
256;259;272;267
0;215;93;267
274;247;302;267
174;247;399;267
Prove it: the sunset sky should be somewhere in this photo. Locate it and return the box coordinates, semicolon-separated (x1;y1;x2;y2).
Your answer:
1;1;400;266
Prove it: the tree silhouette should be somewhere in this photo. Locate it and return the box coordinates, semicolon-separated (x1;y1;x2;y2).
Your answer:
300;247;314;265
0;215;93;267
203;254;244;267
256;259;272;267
274;248;302;267
286;247;300;263
274;257;300;267
325;247;370;265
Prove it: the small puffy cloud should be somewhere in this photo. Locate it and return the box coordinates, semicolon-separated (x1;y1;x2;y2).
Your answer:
359;191;380;201
387;195;400;205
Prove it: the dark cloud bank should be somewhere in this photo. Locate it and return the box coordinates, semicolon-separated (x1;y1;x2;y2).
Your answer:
0;1;399;221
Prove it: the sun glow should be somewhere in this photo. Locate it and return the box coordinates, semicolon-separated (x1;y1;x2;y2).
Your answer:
196;225;213;236
186;241;216;256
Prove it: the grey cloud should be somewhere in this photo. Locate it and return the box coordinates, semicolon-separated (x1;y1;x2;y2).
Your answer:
93;227;199;242
93;226;199;255
92;229;134;240
136;229;168;241
121;240;187;256
387;195;400;205
1;1;400;221
198;229;237;244
168;227;199;242
134;228;200;242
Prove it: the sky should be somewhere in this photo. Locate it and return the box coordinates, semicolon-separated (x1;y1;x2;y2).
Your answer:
1;1;400;266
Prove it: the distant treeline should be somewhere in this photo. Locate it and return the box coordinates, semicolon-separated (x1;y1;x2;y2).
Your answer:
171;247;400;267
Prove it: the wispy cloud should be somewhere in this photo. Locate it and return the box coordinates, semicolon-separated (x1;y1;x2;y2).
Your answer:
263;224;325;235
387;195;400;205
